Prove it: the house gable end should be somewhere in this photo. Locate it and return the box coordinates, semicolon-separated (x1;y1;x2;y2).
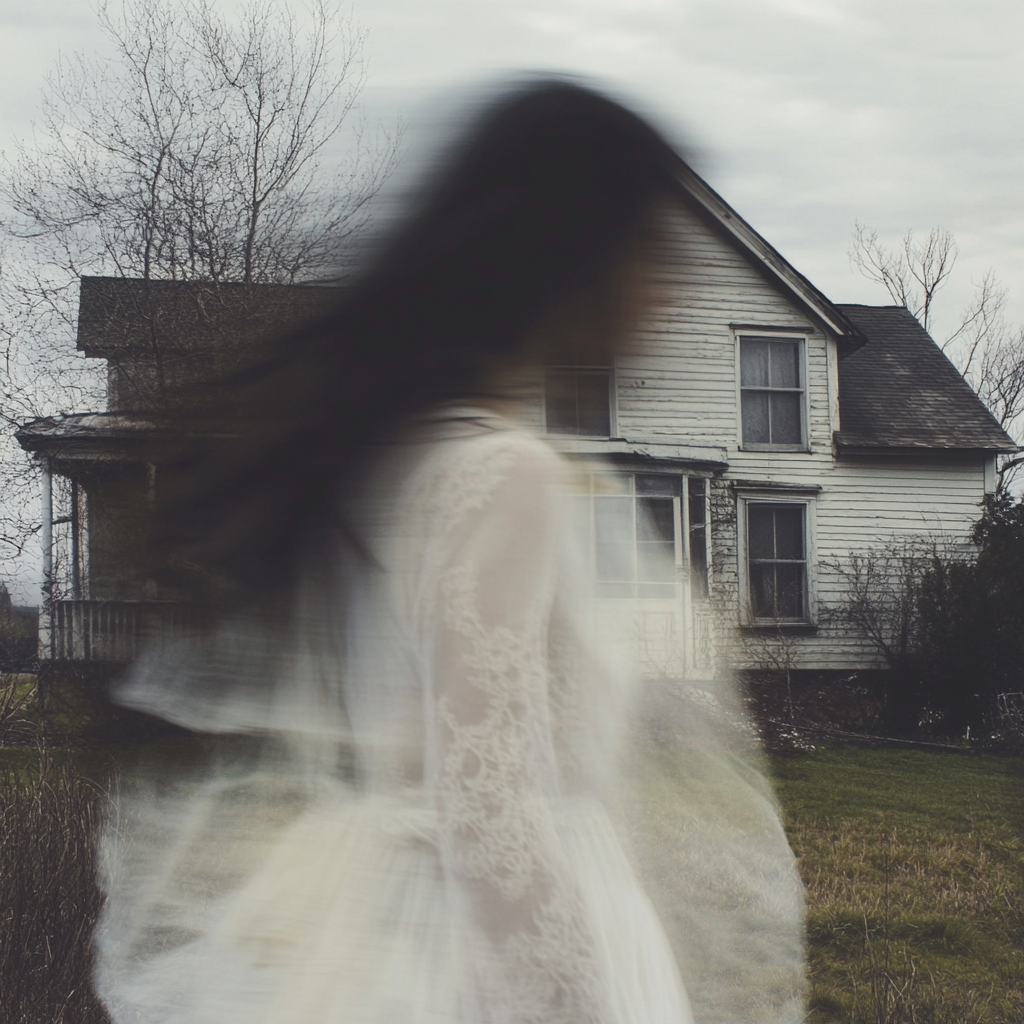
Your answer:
670;162;864;353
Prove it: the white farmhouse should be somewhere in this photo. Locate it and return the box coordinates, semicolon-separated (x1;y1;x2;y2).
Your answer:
18;162;1015;691
530;166;1016;680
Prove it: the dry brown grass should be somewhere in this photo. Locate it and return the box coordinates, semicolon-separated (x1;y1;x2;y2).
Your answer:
0;746;112;1024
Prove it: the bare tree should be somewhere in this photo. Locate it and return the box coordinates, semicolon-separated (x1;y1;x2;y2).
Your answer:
819;537;946;732
0;0;400;587
851;223;1024;491
3;0;394;286
850;222;958;335
821;538;938;672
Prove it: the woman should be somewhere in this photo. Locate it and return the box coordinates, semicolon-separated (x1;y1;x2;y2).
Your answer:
94;80;805;1024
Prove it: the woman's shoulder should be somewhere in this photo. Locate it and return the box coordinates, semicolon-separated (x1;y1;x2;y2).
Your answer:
391;409;562;529
413;406;559;468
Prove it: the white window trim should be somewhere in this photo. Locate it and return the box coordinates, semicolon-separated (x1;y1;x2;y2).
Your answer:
735;487;818;627
570;468;709;598
591;469;679;599
542;364;618;438
733;331;810;452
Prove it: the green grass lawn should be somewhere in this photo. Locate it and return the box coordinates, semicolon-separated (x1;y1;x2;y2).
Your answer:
772;747;1024;1024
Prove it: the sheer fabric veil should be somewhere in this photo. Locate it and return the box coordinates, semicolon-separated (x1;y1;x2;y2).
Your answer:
94;409;805;1024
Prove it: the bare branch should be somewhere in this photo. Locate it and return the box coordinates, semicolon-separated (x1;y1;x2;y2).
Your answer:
851;223;1024;493
849;222;957;332
0;0;400;589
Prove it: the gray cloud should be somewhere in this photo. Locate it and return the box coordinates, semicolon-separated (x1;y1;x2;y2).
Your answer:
3;0;1023;330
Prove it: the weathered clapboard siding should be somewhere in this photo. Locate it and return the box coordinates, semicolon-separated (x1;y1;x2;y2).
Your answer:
616;202;991;673
521;199;994;674
797;456;986;670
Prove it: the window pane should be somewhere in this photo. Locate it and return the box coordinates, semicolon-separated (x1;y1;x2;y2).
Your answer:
589;481;690;600
595;496;634;582
747;504;807;619
594;496;633;540
769;392;802;445
747;505;776;559
769;341;800;388
576;372;611;436
636;499;675;583
774;563;805;619
772;505;805;560
636;497;674;543
597;581;635;598
636;474;680;497
688;479;709;598
597;544;635;582
741;391;770;444
749;563;776;619
567;495;591;542
594;473;631;495
545;370;577;434
740;339;770;387
637;542;675;583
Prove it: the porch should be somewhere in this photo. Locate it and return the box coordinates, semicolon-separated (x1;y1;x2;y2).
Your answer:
47;600;206;662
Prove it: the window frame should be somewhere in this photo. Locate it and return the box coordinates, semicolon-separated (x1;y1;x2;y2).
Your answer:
589;471;681;600
734;332;809;452
567;470;717;602
735;488;818;627
543;364;617;439
686;476;710;602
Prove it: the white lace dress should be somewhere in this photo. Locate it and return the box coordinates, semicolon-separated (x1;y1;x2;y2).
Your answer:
95;411;801;1024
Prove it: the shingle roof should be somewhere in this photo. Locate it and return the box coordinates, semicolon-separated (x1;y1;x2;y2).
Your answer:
834;304;1016;452
77;276;340;357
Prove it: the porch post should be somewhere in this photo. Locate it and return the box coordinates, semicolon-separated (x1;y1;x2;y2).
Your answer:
39;459;53;660
38;459;54;716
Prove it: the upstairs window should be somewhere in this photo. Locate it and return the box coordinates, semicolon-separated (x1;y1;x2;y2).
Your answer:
746;502;807;621
544;367;613;437
739;336;805;448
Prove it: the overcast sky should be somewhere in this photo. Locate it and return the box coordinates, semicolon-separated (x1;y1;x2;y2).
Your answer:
3;0;1024;333
1;0;1022;600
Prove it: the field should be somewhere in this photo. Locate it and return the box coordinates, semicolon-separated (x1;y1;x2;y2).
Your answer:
773;747;1024;1023
1;738;1022;1023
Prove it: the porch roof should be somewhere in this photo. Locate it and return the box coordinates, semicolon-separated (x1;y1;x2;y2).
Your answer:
16;412;178;463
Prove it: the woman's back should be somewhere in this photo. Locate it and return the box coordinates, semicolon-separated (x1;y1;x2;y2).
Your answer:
96;410;693;1024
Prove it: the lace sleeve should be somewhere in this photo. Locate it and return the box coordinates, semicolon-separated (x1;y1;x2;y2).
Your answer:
427;442;609;1024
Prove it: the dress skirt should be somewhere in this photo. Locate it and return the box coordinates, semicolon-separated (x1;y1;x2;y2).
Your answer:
99;789;692;1024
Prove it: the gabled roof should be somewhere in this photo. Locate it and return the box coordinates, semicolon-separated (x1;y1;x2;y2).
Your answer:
79;160;859;361
834;304;1016;453
671;162;865;353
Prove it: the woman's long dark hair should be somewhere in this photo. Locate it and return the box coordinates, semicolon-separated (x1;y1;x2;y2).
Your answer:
159;80;683;599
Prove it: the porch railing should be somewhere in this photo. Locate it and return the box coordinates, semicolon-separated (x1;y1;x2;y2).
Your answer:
50;600;207;662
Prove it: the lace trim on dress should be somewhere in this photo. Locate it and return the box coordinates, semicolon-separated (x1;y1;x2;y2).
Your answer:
433;497;609;1023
